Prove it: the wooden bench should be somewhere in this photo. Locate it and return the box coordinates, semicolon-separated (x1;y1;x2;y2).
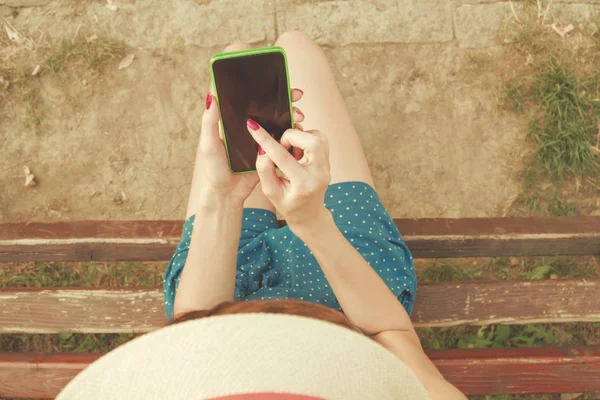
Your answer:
1;216;599;398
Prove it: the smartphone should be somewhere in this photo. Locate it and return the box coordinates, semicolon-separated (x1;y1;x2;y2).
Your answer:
210;46;294;173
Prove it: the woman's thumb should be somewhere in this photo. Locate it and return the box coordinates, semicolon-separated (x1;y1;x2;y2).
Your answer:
200;93;223;151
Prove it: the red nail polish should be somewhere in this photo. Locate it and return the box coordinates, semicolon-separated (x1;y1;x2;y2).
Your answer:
258;145;265;155
293;88;304;95
247;118;260;131
205;93;212;110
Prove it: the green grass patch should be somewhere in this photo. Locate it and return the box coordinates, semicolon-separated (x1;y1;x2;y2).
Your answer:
504;57;600;216
529;59;600;178
418;322;600;351
503;6;600;216
417;256;599;282
45;36;123;73
0;261;164;288
0;332;138;353
504;58;600;180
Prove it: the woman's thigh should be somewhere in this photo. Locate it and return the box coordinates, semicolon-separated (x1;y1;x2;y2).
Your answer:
275;31;374;187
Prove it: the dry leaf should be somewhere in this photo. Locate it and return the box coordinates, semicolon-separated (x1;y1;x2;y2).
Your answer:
23;166;37;187
105;3;118;11
86;34;98;43
4;23;19;41
551;23;574;38
1;77;9;90
118;53;135;70
31;65;40;77
526;54;534;66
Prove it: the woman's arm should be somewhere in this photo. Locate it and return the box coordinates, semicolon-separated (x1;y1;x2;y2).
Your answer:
293;211;466;400
173;193;243;318
292;209;412;336
373;330;468;399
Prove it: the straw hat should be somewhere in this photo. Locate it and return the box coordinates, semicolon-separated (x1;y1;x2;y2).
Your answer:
58;313;427;399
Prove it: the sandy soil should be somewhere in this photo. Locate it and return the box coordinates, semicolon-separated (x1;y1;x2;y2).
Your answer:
1;0;534;222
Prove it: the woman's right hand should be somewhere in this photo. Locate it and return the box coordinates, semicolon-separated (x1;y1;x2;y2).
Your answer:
246;119;333;232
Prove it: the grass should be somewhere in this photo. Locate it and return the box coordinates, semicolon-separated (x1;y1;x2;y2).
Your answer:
416;255;599;282
0;261;164;288
503;58;600;216
529;60;600;178
503;58;600;180
21;87;41;134
501;0;600;217
44;37;123;73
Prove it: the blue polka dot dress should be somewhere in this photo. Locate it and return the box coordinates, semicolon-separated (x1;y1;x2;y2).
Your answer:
164;182;417;320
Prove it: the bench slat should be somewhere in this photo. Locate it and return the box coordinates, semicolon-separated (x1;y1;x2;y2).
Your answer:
3;217;599;239
2;279;599;333
2;347;599;398
1;217;598;261
431;346;600;395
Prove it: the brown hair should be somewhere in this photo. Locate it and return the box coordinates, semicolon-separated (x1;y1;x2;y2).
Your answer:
170;299;357;331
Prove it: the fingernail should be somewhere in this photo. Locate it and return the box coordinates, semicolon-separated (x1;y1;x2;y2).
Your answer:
258;145;265;155
296;124;304;131
205;93;212;110
293;88;304;95
247;118;260;131
297;109;304;119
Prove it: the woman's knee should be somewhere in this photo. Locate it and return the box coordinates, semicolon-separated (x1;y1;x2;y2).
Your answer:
275;30;322;55
223;42;251;53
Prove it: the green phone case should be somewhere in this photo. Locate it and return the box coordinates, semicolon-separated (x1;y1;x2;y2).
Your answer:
209;46;295;174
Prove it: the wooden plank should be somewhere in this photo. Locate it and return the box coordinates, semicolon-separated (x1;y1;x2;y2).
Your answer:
2;279;599;333
1;217;599;261
2;347;599;398
0;288;164;334
2;217;598;239
431;346;600;395
0;353;101;399
413;278;600;327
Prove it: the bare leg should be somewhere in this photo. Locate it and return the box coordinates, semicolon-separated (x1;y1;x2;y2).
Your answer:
185;43;275;219
275;31;374;187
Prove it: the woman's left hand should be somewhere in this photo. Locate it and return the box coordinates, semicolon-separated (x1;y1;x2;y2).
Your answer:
197;88;305;205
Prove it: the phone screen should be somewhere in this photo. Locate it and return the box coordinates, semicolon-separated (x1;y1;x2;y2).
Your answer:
212;50;292;173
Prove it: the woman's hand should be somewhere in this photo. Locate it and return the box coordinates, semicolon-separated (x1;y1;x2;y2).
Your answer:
197;90;305;208
197;93;257;206
246;119;332;232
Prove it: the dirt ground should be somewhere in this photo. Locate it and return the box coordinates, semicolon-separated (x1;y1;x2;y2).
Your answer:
0;0;595;222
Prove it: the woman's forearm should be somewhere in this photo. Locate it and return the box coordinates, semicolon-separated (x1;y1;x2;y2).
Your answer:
291;209;415;336
173;192;243;318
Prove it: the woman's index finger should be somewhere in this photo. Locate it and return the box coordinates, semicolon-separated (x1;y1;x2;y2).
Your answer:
247;119;305;181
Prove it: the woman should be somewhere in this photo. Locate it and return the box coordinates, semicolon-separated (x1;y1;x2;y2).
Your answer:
164;31;466;399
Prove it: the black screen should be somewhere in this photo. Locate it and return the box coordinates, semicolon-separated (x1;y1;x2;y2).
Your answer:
212;51;292;173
